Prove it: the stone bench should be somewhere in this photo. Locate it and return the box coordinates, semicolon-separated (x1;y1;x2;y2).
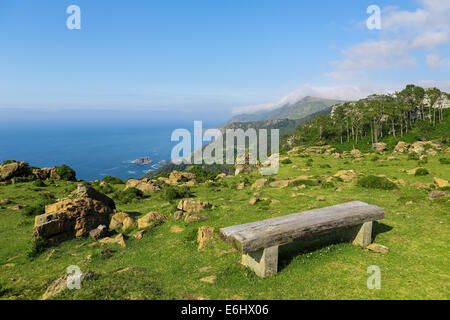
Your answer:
220;201;385;277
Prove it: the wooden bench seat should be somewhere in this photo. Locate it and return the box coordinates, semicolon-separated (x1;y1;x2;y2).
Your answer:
220;201;385;277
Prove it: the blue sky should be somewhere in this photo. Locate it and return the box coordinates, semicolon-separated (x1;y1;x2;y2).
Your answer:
0;0;448;119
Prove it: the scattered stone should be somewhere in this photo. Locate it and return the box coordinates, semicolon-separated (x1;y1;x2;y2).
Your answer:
125;178;161;193
434;177;449;188
270;199;280;205
373;142;387;153
350;149;362;157
366;243;389;253
2;263;16;268
185;214;209;223
173;211;184;221
317;196;325;201
0;199;12;205
99;234;126;248
429;191;450;200
197;226;214;250
89;225;108;240
426;149;438;156
333;170;357;182
251;179;268;190
235;152;260;175
138;212;168;228
170;226;184;233
236;182;245;190
269;180;290;188
133;230;146;239
7;205;21;211
410;182;431;189
200;275;216;284
110;212;135;230
394;141;410;153
41;275;68;300
249;198;260;205
177;199;210;213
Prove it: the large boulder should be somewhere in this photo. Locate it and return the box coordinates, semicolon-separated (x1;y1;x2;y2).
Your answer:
137;212;168;229
177;199;211;213
0;161;31;181
71;184;115;210
125;179;161;193
110;212;136;230
393;141;410;153
373;143;387;153
33;198;112;245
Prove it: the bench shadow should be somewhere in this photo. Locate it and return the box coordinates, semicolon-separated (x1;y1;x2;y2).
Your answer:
278;221;393;272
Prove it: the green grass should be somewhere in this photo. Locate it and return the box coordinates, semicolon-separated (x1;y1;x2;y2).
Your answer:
0;151;449;300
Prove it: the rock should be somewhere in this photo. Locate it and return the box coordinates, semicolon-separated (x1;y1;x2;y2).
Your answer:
333;153;341;159
429;191;450;199
169;171;196;182
373;142;387;153
434;177;449;188
317;196;325;201
89;225;108;240
350;149;362;157
251;179;268;190
173;211;184;221
32;167;54;180
0;161;30;181
334;170;357;182
0;199;12;205
71;184;115;210
426;149;438;156
410;182;431;189
109;212;132;230
366;243;389;253
170;226;184;233
197;226;214;250
249;198;260;205
133;230;146;239
270;199;280;205
7;205;21;211
34;198;112;244
200;275;216;284
137;212;168;228
393;141;410;153
122;217;137;230
269;180;290;188
99;234;126;248
177;199;210;213
235;152;260;175
216;173;226;179
185;214;209;223
41;275;69;300
236;182;245;190
99;181;109;188
125;179;161;193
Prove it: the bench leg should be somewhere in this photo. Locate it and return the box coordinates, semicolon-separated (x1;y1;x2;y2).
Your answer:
349;221;373;248
241;245;278;278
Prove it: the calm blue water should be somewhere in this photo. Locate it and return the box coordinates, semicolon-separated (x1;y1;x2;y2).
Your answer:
0;119;221;181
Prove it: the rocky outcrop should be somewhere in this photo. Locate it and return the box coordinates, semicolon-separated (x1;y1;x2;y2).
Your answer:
177;199;211;213
137;212;168;229
394;141;441;155
125;178;161;193
0;161;31;181
373;143;387;153
33;185;115;245
110;212;136;231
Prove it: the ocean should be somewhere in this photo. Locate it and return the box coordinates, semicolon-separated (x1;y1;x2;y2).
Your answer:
0;118;222;181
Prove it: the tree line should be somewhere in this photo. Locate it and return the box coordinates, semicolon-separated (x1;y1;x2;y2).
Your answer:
293;84;449;146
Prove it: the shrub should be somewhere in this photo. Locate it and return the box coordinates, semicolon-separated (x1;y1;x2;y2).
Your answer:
2;160;17;165
28;236;48;258
292;179;319;187
439;158;450;165
281;159;292;165
414;168;429;176
371;156;380;162
55;164;76;181
408;153;419;160
357;175;397;190
319;164;331;168
114;187;144;204
321;181;335;189
32;179;46;187
162;186;193;200
101;176;124;184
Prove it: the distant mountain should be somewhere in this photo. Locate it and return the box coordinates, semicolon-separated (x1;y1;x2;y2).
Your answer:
228;96;344;123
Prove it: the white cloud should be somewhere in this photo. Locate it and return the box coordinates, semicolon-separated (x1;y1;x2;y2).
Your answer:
326;0;450;80
232;84;387;114
426;53;450;68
